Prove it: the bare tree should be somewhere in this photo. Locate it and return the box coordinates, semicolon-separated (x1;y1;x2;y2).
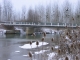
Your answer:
50;4;55;23
53;4;60;23
11;11;16;21
3;0;13;21
46;5;51;23
75;0;80;25
21;6;27;21
62;0;72;23
27;8;41;23
27;8;34;22
37;5;46;23
34;7;42;23
7;2;13;21
0;4;2;22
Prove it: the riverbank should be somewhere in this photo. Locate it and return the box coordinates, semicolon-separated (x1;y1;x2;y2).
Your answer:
0;27;58;35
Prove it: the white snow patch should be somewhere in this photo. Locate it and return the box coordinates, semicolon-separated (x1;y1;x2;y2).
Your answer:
7;59;11;60
0;34;6;38
42;28;57;34
15;27;26;34
33;59;37;60
47;52;57;60
55;46;59;49
15;51;20;53
0;29;6;34
65;36;71;41
23;55;28;57
65;36;69;40
23;54;34;57
19;42;49;49
35;50;48;54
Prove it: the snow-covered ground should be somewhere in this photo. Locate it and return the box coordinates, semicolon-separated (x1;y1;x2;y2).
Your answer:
0;29;6;34
15;27;26;34
42;28;58;34
0;27;59;35
48;52;57;60
0;27;23;34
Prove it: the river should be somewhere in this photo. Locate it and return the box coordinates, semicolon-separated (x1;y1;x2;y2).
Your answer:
0;30;80;60
0;33;60;60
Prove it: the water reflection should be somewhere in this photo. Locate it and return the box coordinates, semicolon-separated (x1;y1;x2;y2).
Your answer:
5;34;20;38
0;40;11;60
0;33;43;39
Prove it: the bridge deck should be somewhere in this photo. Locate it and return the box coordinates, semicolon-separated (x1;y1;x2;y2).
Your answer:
0;22;79;29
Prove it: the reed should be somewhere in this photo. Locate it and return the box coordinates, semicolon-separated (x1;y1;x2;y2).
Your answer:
28;52;32;60
41;37;44;41
58;49;61;55
36;41;39;59
29;41;32;49
27;28;80;60
51;38;54;42
43;32;46;37
51;47;54;51
75;56;79;60
41;37;45;60
30;41;32;45
65;56;69;60
32;33;36;36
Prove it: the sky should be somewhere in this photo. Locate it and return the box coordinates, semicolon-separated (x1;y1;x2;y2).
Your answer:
0;0;78;12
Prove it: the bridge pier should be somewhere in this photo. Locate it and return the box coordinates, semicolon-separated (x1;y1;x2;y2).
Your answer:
26;27;35;35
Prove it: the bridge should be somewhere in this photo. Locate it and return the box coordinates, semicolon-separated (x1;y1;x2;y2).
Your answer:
0;22;79;34
0;22;79;29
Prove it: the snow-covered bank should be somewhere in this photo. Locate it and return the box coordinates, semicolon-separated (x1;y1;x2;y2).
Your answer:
0;29;6;38
15;27;26;34
0;29;6;34
41;28;64;35
42;28;58;34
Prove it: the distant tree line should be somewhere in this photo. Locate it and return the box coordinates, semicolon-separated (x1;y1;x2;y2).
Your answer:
0;0;80;24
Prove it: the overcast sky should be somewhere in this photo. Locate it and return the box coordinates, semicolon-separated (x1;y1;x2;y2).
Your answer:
0;0;78;12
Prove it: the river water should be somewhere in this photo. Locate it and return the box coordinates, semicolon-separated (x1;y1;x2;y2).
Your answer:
0;33;59;60
0;30;80;60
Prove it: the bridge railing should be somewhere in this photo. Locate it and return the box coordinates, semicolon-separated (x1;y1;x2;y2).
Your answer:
0;22;79;27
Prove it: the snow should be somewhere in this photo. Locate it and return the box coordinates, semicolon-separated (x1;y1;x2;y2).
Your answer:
19;42;49;49
0;29;6;38
15;51;20;53
47;52;57;60
23;53;34;57
35;50;48;54
65;36;71;42
33;59;37;60
7;59;11;60
0;29;6;34
65;36;69;40
0;27;26;34
42;28;57;34
15;27;26;34
23;55;28;57
55;45;59;49
0;33;6;38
